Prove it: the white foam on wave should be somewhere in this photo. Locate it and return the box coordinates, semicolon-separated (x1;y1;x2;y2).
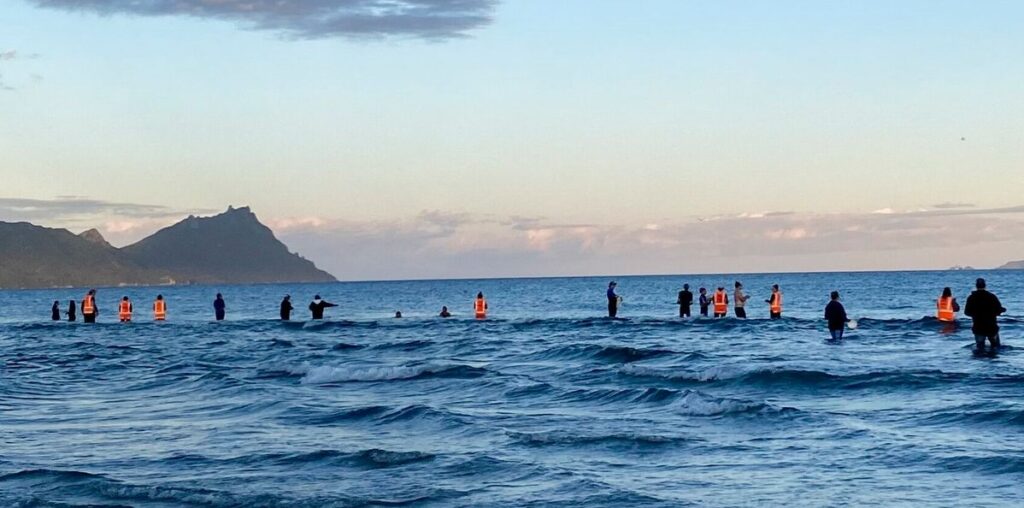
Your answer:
300;364;443;384
619;364;751;382
676;390;763;416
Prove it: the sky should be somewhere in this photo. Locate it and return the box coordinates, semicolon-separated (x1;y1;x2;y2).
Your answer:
1;0;1023;280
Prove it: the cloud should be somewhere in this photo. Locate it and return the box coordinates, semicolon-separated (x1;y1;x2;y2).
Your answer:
273;207;1024;280
0;51;16;61
29;0;498;40
932;202;975;210
0;196;217;244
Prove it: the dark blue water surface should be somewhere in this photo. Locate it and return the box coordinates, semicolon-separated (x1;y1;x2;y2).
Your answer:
2;271;1023;507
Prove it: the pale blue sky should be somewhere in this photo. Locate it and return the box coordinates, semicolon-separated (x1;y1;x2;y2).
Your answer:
2;1;1023;277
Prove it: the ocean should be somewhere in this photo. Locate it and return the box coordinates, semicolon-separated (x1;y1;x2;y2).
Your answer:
1;270;1022;507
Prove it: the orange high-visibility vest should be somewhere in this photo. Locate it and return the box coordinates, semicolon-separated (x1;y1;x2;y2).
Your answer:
474;298;487;319
713;291;727;314
154;300;166;321
118;300;132;321
937;296;955;322
771;292;783;314
83;295;95;314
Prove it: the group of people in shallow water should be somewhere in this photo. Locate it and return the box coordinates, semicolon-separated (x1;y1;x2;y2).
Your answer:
47;278;1007;354
609;277;1007;354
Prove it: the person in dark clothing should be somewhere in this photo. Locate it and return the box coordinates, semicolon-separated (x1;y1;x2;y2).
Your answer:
309;295;337;320
607;281;619;318
698;288;710;317
51;301;61;321
67;300;77;322
824;291;849;340
439;306;451;318
677;284;693;318
964;278;1006;354
280;295;294;321
214;293;226;321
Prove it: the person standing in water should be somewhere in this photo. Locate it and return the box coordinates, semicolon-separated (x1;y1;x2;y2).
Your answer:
677;284;693;318
607;282;619;318
153;295;167;321
964;278;1005;354
766;284;783;319
439;306;452;318
936;287;960;322
712;286;728;318
733;281;749;319
66;300;77;322
118;296;133;323
824;291;848;340
309;295;337;320
214;293;226;321
51;301;61;321
474;292;488;319
82;289;98;323
698;287;710;317
280;295;294;321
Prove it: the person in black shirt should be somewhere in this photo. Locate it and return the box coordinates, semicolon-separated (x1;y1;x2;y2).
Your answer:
824;291;848;340
214;293;226;321
309;295;337;320
964;278;1006;354
677;284;693;318
51;301;61;321
280;295;294;320
66;300;77;322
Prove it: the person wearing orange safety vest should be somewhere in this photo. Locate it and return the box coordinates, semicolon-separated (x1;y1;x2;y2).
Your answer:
474;292;488;319
153;295;167;321
936;287;960;322
118;296;133;323
81;289;98;323
713;287;729;318
766;284;783;319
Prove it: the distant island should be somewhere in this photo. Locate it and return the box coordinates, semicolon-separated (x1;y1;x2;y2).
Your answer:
998;260;1024;270
0;206;336;289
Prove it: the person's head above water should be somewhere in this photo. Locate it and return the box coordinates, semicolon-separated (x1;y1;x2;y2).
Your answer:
976;278;987;290
156;294;163;300
122;296;128;301
699;287;706;294
284;295;290;301
831;291;840;301
394;311;402;318
683;283;689;290
441;306;448;312
717;286;724;291
773;284;779;291
477;292;484;299
608;281;617;288
735;281;742;288
216;293;222;299
942;287;952;298
88;289;96;295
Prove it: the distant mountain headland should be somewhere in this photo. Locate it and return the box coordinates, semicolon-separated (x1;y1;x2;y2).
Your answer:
998;260;1024;270
0;206;336;289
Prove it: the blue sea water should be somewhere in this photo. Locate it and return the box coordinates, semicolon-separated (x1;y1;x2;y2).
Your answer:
1;270;1022;507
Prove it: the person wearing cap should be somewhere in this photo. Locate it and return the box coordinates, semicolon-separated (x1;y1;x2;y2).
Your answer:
309;295;338;320
280;295;294;320
964;278;1006;354
733;281;749;319
607;281;620;318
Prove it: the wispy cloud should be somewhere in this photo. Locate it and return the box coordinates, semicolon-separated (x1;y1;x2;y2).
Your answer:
29;0;498;40
273;207;1024;280
0;196;217;245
